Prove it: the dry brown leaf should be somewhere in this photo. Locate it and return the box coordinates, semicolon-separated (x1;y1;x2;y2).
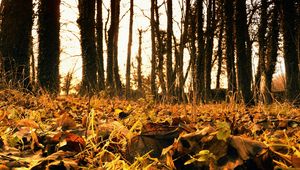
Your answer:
16;119;39;129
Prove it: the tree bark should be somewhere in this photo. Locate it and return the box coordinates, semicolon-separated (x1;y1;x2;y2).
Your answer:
224;0;236;94
204;0;215;101
113;0;122;96
281;0;300;102
78;0;97;94
235;0;253;105
126;0;134;99
150;0;157;98
1;0;33;90
255;0;268;102
96;0;105;91
137;29;143;92
196;0;205;102
166;0;173;97
154;0;166;96
265;1;279;104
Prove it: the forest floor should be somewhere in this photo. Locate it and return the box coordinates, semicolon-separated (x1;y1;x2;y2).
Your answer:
0;89;299;170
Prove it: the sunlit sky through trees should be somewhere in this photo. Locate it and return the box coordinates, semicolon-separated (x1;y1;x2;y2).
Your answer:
32;0;285;89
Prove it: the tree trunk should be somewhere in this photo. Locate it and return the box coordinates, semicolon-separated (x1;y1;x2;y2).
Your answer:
1;0;33;90
137;29;143;92
196;0;205;102
177;0;190;102
106;1;115;91
224;0;236;94
235;0;253;105
281;0;300;102
78;0;98;94
255;0;268;103
265;1;279;104
96;0;105;91
166;0;173;97
112;0;122;96
154;0;166;96
126;0;134;99
190;10;197;103
204;0;215;101
150;0;157;98
216;9;224;89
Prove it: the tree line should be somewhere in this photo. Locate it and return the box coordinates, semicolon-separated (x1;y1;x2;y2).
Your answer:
0;0;299;105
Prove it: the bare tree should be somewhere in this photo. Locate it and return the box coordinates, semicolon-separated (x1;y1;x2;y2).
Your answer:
78;0;98;94
166;0;173;97
235;0;253;105
1;0;33;90
204;0;216;101
196;0;205;102
265;0;279;104
216;0;224;89
150;0;157;98
96;0;105;91
107;0;122;95
255;0;268;102
137;29;143;92
281;0;299;102
125;0;134;99
224;0;236;94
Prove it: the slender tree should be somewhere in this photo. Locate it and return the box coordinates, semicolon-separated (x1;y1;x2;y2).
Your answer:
150;0;157;98
255;0;268;102
177;0;191;102
107;0;122;95
154;0;167;96
78;0;97;94
96;0;105;91
196;0;205;102
224;0;236;94
112;0;122;95
265;1;279;104
166;0;173;97
137;29;143;92
204;0;216;101
216;0;224;89
1;0;33;89
281;0;300;102
125;0;134;99
235;0;253;105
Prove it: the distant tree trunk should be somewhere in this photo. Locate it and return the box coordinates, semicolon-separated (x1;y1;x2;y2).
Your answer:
265;1;279;104
190;10;197;102
106;1;115;91
154;0;166;96
255;0;268;102
216;2;224;89
112;0;122;95
125;0;134;99
150;0;157;98
281;0;300;102
196;0;205;102
137;29;143;91
224;0;236;94
204;0;215;101
1;0;33;89
177;0;191;102
235;0;253;105
166;0;173;97
96;0;105;91
78;0;97;94
107;0;122;95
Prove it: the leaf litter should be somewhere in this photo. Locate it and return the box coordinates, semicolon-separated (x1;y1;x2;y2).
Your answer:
0;89;299;169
